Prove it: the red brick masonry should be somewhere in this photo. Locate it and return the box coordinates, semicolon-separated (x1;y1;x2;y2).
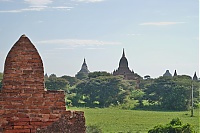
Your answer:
0;35;85;133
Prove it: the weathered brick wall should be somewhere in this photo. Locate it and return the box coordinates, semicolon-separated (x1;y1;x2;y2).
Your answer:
36;111;85;133
0;35;85;133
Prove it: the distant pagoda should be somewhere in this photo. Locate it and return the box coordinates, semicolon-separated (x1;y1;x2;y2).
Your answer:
173;70;178;77
163;70;172;77
193;72;198;81
75;58;90;78
113;49;138;80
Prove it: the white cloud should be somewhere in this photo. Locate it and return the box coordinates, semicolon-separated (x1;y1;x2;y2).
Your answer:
24;0;52;6
52;6;73;9
0;0;13;1
74;0;104;3
0;6;46;13
0;6;73;13
0;0;73;13
51;6;74;11
37;39;121;47
0;9;20;13
139;22;186;26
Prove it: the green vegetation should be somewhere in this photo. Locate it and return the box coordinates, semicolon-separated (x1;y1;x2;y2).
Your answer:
148;118;195;133
45;72;199;111
69;75;131;108
88;71;111;79
61;75;80;86
144;76;199;111
44;72;199;132
75;72;89;80
45;74;69;91
71;107;199;133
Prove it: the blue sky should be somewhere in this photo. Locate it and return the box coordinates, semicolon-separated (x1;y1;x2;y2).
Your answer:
0;0;199;78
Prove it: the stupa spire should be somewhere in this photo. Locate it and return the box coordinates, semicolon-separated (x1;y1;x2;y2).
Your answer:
193;72;198;80
84;58;86;64
122;48;125;57
173;70;178;76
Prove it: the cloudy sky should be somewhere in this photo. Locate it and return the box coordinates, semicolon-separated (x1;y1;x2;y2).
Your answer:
0;0;199;78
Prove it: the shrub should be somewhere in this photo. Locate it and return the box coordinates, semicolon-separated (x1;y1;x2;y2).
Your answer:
148;118;195;133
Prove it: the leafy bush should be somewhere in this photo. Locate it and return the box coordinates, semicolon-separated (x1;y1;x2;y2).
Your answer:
148;118;195;133
117;99;138;110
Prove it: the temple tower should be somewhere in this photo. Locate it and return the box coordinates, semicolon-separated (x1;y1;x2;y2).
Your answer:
163;70;172;77
113;49;137;80
75;58;90;79
78;58;90;74
173;70;178;77
193;72;198;81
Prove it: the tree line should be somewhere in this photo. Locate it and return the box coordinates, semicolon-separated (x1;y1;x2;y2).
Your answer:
44;71;199;111
0;71;199;111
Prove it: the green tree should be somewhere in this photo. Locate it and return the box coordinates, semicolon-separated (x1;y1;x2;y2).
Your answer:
45;74;69;90
162;85;190;110
61;75;80;86
70;76;129;107
130;90;145;107
88;71;111;79
144;75;151;80
145;76;192;110
75;72;88;80
173;75;199;107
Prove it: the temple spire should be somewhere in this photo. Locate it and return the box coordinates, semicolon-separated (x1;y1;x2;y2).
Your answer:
83;58;86;64
193;72;198;81
113;48;138;80
122;48;125;57
173;70;178;76
76;58;90;76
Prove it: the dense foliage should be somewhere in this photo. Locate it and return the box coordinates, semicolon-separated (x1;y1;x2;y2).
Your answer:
88;71;111;79
42;71;199;111
68;76;131;107
45;74;69;91
144;76;199;110
148;118;195;133
61;75;80;86
75;72;88;80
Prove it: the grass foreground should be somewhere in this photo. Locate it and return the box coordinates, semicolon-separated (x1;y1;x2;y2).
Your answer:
69;107;199;133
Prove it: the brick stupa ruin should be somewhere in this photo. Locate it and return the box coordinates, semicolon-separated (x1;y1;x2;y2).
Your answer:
0;35;85;133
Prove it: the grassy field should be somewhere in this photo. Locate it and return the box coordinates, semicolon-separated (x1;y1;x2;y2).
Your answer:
70;107;199;133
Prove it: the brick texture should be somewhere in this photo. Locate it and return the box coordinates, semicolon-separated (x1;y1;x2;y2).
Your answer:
0;35;85;133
